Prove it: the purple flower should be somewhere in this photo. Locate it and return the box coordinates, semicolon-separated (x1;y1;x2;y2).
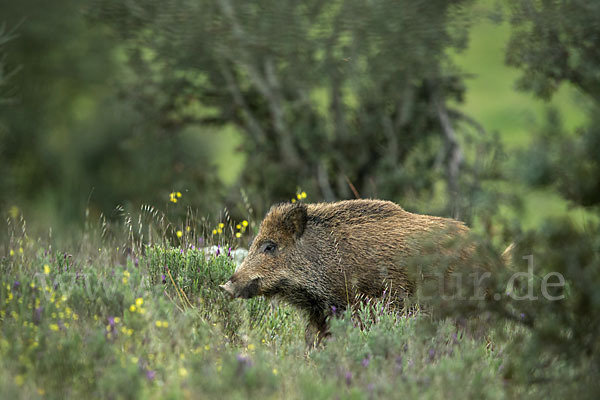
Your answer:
395;356;403;372
134;257;139;267
198;237;204;245
161;274;167;284
227;247;232;258
108;316;115;329
331;305;337;315
146;370;156;380
345;371;352;386
520;313;526;320
236;353;253;367
361;356;370;368
13;281;20;289
34;307;43;324
180;249;184;254
216;245;221;257
191;245;195;251
428;348;435;361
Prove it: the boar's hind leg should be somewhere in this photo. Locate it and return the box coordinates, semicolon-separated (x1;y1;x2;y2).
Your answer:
305;312;330;349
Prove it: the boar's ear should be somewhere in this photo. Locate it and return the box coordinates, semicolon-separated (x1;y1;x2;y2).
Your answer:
283;203;307;239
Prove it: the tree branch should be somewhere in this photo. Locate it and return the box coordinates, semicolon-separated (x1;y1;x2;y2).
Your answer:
435;93;464;219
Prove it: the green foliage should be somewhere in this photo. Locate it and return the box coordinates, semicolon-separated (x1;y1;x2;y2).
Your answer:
506;0;600;100
88;0;487;217
0;1;224;228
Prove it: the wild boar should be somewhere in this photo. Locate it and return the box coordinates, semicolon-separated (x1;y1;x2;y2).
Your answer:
220;199;473;346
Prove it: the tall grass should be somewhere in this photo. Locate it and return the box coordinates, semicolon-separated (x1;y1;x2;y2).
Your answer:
0;204;591;399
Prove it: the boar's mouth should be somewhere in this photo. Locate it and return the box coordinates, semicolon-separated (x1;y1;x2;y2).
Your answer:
219;277;260;299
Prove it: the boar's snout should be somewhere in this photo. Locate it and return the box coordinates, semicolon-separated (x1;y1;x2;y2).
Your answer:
219;276;260;299
219;281;236;298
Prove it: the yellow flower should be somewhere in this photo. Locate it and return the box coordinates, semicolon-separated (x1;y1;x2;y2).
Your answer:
44;264;50;275
212;229;217;235
37;388;45;396
30;282;35;289
291;198;296;203
19;247;23;254
217;228;222;234
162;321;168;328
114;317;121;323
235;232;242;238
297;193;302;199
131;356;138;364
138;307;146;314
135;298;144;307
14;375;24;387
9;249;14;256
236;224;241;230
169;192;180;203
49;324;59;331
122;277;128;284
9;205;19;219
218;222;225;229
130;305;136;312
155;320;162;327
247;343;255;351
301;191;307;199
178;367;188;377
186;226;191;232
73;313;79;321
176;230;183;238
272;368;278;376
61;295;67;302
123;271;130;277
204;344;210;351
127;328;133;336
242;220;248;227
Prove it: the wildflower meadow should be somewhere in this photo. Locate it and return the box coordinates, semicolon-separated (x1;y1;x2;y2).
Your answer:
0;192;595;400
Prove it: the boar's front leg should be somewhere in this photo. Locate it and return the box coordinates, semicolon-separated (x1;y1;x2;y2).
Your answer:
305;311;330;349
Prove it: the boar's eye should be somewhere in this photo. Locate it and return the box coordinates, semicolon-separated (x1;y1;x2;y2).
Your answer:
260;241;277;255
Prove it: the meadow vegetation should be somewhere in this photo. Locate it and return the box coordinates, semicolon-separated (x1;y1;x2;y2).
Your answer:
1;195;598;399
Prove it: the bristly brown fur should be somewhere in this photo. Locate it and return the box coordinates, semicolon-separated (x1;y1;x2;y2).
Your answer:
221;199;472;347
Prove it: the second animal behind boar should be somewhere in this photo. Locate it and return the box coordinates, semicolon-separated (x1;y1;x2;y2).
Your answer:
220;199;477;346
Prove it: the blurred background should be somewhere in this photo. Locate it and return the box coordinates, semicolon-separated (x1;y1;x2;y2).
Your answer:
1;0;598;238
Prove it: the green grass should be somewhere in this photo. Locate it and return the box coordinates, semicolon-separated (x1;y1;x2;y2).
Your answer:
0;209;590;400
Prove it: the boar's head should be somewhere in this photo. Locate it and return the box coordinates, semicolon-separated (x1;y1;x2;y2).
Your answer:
219;203;310;300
